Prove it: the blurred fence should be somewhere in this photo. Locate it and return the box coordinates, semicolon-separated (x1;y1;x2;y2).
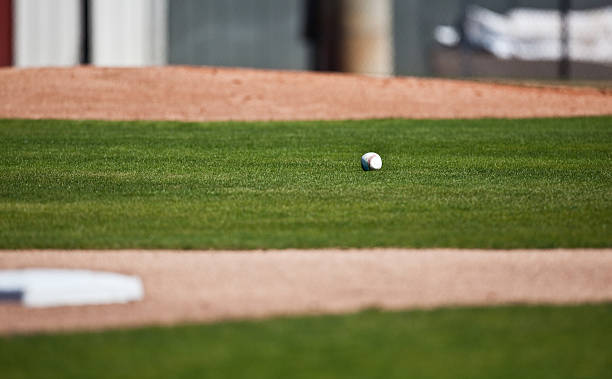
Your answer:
3;0;612;80
167;0;612;80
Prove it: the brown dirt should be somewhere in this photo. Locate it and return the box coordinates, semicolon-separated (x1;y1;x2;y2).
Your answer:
1;249;612;335
1;66;611;121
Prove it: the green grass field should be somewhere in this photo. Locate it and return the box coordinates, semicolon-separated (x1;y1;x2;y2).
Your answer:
1;117;610;249
2;304;611;379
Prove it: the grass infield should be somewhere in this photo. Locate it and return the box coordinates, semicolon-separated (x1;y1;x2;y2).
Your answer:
1;304;611;379
1;117;611;249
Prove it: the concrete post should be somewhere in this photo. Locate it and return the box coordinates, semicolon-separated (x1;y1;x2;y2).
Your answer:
339;0;394;76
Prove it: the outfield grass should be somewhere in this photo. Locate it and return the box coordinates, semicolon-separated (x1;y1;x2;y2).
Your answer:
0;117;610;249
1;304;611;379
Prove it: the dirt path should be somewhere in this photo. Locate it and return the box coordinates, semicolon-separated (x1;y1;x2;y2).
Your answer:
1;66;611;121
1;249;612;335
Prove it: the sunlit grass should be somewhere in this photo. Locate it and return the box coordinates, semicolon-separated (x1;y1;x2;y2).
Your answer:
1;117;610;249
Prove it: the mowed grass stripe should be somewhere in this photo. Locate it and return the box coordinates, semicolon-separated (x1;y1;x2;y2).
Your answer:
1;304;611;379
0;117;610;249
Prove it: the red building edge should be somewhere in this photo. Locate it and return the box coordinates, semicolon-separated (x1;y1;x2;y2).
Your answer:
0;0;12;66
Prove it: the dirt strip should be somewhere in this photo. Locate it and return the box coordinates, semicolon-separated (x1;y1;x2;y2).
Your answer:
1;66;611;121
1;249;611;335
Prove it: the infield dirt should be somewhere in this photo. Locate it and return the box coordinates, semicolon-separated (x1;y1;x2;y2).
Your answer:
0;66;611;121
2;249;612;334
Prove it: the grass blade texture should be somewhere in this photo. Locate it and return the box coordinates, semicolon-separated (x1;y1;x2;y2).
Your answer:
1;117;610;249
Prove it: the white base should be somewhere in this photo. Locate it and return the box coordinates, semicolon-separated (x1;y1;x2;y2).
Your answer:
0;269;143;308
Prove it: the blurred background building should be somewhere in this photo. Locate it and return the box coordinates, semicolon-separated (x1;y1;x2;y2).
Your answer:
0;0;611;80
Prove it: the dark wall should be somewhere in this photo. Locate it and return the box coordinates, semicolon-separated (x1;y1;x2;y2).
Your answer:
169;0;308;70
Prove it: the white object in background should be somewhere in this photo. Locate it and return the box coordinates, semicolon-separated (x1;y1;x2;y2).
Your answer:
0;268;144;308
361;152;382;171
14;0;81;67
464;5;612;63
92;0;167;66
434;25;461;47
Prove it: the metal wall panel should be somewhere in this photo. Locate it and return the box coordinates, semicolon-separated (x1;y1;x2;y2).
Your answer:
169;0;308;70
91;0;167;66
14;0;81;67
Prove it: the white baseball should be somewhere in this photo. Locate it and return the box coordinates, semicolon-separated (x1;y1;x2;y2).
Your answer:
361;152;382;171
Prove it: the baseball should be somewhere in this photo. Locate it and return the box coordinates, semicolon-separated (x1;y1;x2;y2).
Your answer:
361;152;382;171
